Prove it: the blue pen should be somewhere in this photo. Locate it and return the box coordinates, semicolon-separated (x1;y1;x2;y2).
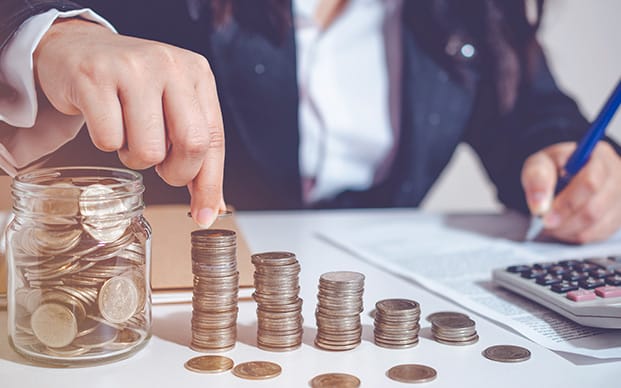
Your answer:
525;79;621;240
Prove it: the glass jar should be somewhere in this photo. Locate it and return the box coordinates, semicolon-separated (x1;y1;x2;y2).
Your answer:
6;167;151;366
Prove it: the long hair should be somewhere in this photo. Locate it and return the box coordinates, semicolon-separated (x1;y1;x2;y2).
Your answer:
209;0;544;114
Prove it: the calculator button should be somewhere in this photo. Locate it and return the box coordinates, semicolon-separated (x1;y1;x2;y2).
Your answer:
506;265;531;273
567;290;597;302
558;259;581;268
536;274;563;286
533;262;555;270
588;268;616;279
563;271;589;282
586;257;621;271
551;281;580;293
521;269;547;279
547;265;567;275
574;263;599;272
579;277;607;289
595;286;621;298
605;274;621;286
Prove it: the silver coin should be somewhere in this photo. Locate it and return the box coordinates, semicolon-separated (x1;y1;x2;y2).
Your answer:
483;345;531;363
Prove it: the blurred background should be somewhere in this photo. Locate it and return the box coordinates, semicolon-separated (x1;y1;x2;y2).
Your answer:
422;0;621;212
0;0;618;212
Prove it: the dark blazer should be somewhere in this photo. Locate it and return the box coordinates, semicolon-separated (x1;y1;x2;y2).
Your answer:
1;0;599;212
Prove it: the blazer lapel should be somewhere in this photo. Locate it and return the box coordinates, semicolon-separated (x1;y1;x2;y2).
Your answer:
209;18;302;204
397;30;477;205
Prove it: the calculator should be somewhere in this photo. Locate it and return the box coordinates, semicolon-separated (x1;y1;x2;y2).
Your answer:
492;257;621;329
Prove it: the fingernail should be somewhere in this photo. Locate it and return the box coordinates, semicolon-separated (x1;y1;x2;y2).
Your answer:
196;208;216;228
529;191;552;215
543;211;561;228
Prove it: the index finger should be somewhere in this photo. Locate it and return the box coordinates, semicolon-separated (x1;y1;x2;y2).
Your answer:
189;71;226;228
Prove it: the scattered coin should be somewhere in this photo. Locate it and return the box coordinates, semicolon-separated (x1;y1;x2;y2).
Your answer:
232;361;282;380
184;355;234;373
483;345;531;363
387;364;437;384
310;373;361;388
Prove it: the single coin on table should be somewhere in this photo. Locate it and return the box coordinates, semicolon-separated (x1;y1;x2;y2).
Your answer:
184;355;234;373
387;364;437;384
310;373;361;388
482;345;531;363
232;361;282;380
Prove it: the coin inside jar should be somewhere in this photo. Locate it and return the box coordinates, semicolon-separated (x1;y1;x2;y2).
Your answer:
387;364;437;384
232;361;282;380
98;276;139;324
310;373;361;388
30;303;78;348
184;355;234;373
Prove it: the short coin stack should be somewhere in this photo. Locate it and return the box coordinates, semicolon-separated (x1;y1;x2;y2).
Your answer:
190;229;238;352
252;251;303;351
315;271;365;351
374;299;421;348
429;312;478;345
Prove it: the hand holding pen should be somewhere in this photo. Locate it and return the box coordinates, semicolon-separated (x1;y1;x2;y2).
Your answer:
521;79;621;243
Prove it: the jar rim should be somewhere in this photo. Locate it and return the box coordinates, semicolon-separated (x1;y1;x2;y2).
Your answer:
14;166;143;189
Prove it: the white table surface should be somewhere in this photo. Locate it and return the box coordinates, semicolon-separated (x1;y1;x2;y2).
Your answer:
1;209;620;387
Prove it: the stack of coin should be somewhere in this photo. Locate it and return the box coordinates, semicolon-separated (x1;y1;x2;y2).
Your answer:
10;182;149;360
252;251;303;351
190;229;238;352
373;299;421;348
315;271;365;351
430;313;478;345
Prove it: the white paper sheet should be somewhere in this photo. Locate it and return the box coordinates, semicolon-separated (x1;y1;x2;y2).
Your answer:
318;211;621;359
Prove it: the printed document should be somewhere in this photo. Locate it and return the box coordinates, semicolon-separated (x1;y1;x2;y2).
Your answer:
318;211;621;359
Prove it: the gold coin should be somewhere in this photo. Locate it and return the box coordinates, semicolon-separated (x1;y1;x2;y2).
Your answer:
310;373;361;388
387;364;437;384
98;276;139;324
232;361;282;380
184;355;234;373
30;303;78;348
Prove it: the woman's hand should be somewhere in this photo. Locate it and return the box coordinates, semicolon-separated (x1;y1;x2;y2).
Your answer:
521;141;621;243
34;18;226;227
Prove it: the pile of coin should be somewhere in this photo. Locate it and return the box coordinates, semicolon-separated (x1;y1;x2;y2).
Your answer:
315;271;365;351
428;311;478;345
10;182;149;360
190;229;238;352
373;299;421;348
252;251;303;351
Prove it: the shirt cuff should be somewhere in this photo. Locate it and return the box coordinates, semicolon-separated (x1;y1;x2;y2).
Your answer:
0;8;116;127
0;8;115;176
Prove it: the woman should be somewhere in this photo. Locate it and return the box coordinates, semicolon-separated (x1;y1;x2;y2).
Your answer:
1;0;620;243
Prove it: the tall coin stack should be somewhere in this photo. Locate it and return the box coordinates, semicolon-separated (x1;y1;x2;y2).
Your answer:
190;229;238;352
374;299;421;348
430;315;478;345
315;271;365;351
252;251;304;351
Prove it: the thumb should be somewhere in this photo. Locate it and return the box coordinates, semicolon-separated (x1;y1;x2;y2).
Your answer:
521;150;558;216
